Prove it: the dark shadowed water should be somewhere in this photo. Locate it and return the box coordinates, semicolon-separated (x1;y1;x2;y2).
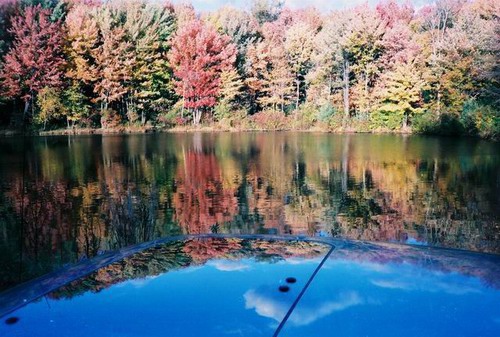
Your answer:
0;132;499;291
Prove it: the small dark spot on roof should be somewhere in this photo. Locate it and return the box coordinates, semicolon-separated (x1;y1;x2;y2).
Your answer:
5;317;19;325
286;277;297;284
279;285;290;293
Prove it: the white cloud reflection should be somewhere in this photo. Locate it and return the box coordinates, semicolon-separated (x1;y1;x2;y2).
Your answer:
208;259;251;272
326;258;482;296
371;277;481;295
244;287;362;326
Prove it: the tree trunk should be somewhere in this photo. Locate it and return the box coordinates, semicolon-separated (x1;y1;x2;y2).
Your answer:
31;93;34;117
343;59;350;126
296;79;300;110
328;74;332;100
364;72;369;114
23;100;30;119
436;88;441;116
193;108;202;125
125;98;130;122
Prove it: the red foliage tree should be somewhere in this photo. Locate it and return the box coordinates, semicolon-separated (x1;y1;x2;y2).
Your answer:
376;0;414;28
1;5;66;115
168;20;236;125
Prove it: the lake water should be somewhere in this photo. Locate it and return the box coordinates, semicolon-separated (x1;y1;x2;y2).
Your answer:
0;132;499;291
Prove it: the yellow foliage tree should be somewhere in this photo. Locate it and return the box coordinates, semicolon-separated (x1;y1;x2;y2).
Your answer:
374;61;425;129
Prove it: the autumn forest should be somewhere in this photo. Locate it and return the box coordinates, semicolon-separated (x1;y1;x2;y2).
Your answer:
0;0;498;138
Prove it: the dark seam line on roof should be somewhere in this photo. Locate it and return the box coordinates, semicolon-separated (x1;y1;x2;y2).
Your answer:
273;245;335;337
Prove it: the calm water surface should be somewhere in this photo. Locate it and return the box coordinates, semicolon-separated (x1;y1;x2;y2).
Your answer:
0;132;499;291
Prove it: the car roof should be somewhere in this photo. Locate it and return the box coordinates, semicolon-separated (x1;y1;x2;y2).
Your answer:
1;235;499;336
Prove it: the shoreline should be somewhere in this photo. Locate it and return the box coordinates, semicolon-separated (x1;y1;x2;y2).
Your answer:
1;125;415;137
0;125;494;141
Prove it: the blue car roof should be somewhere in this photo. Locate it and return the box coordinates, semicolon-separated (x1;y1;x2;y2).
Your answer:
1;235;499;337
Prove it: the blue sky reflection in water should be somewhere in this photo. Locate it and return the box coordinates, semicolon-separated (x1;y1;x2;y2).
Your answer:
1;238;499;337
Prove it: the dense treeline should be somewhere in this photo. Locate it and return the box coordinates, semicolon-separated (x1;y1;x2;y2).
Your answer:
0;0;498;138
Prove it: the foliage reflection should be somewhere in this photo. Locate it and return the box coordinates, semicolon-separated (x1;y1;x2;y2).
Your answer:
0;133;498;291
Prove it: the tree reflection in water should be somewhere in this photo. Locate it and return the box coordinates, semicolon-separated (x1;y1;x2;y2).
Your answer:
0;133;498;291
